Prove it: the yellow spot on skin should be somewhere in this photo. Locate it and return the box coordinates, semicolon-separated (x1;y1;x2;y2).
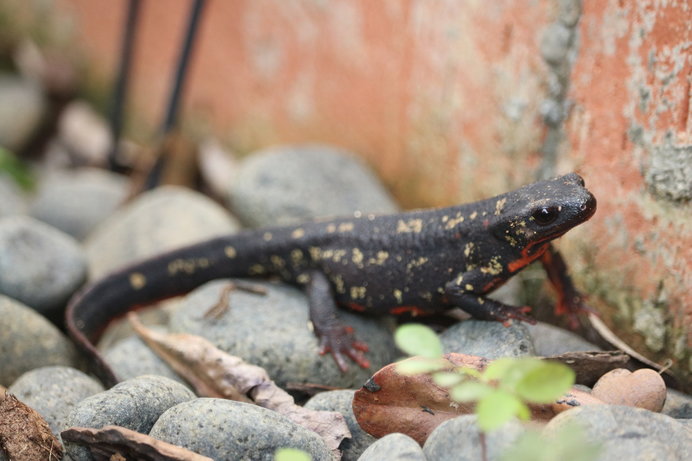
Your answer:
495;198;507;216
129;272;146;289
465;284;474;291
437;287;446;294
480;256;503;275
405;256;429;271
225;246;237;258
464;242;474;258
453;274;464;285
290;249;303;264
505;234;518;247
367;213;376;221
309;247;322;260
249;264;266;275
350;286;367;299
326;224;337;233
291;228;305;239
477;297;485;304
421;292;433;301
352;248;364;266
168;258;209;275
368;251;390;266
397;218;423;233
263;232;273;241
338;222;354;232
297;273;310;284
469;211;478;220
444;215;465;230
332;275;345;293
442;215;449;222
393;289;403;303
270;255;285;268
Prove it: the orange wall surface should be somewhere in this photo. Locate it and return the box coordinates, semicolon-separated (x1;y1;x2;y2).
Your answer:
54;0;691;384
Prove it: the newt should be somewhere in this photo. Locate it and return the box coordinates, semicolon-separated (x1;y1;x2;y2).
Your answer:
66;173;597;386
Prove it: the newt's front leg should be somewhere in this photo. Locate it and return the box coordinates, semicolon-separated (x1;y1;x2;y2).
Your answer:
444;276;534;325
303;270;370;371
540;244;595;327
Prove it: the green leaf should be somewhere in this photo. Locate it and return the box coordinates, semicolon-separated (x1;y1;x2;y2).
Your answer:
449;381;492;402
432;371;463;387
475;390;527;431
500;429;544;461
395;357;447;375
394;324;443;358
0;147;34;191
501;422;601;461
274;448;312;461
515;361;575;403
456;366;483;379
481;358;517;381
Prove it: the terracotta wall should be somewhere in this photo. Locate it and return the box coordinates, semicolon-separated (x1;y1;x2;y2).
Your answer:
53;0;690;383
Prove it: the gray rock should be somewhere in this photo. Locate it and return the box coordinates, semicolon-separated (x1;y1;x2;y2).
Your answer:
103;329;186;385
544;405;692;461
169;279;397;389
228;144;398;228
0;295;81;386
526;321;601;356
65;375;195;461
84;186;240;278
29;168;128;240
540;23;573;65
423;415;525;461
0;175;27;217
304;390;376;460
57;101;111;166
0;215;87;314
663;389;692;419
8;366;104;437
149;398;331;461
440;319;535;358
358;433;425;461
0;73;46;151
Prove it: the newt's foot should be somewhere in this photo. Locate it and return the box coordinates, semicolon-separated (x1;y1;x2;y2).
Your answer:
491;305;536;326
555;291;598;329
317;326;370;372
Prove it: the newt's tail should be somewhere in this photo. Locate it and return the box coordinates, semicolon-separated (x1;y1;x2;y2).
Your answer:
65;233;270;386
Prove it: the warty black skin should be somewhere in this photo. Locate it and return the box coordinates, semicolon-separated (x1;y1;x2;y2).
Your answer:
66;173;597;386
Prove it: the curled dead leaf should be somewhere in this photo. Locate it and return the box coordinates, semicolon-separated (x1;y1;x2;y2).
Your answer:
61;425;212;461
129;313;350;454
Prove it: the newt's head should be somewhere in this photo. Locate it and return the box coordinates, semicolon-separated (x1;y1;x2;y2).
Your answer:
490;173;597;250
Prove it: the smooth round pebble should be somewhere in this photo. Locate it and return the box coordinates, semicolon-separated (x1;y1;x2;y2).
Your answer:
545;404;691;460
169;279;397;389
0;215;87;314
0;175;27;218
662;388;692;419
85;186;239;278
228;144;398;227
0;73;46;151
304;390;376;460
423;415;525;461
592;368;667;412
64;375;195;461
357;433;425;461
0;295;81;386
8;366;104;436
440;319;535;358
149;398;331;461
103;331;186;385
525;321;601;355
29;168;128;240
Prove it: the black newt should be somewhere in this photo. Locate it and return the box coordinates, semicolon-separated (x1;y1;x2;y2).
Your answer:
66;173;597;386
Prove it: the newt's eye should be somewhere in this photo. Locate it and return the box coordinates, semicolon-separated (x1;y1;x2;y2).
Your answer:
532;206;559;225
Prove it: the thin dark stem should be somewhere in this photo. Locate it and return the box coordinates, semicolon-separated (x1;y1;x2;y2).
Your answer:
108;0;142;172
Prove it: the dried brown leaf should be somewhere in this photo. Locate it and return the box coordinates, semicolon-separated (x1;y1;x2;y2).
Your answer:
548;350;629;386
352;352;608;445
129;314;350;453
61;425;212;461
0;390;63;461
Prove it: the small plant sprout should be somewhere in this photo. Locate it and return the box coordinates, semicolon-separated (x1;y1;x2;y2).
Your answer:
394;323;576;431
274;447;312;461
